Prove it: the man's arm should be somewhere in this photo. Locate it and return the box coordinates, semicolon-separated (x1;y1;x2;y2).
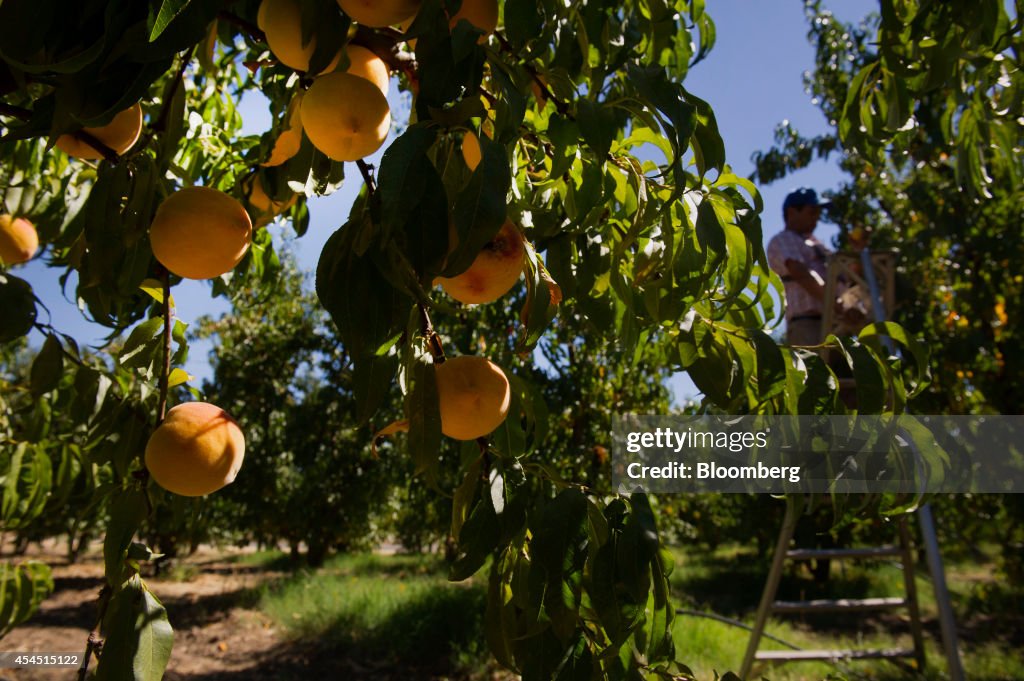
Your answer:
784;257;826;301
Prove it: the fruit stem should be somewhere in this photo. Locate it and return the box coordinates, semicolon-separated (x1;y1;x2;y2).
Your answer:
157;267;173;424
351;25;417;76
356;159;378;195
418;303;446;364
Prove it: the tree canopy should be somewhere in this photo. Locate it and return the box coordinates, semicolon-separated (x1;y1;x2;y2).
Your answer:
1;0;1018;678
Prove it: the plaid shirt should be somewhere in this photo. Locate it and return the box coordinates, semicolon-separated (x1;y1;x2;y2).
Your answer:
767;229;831;320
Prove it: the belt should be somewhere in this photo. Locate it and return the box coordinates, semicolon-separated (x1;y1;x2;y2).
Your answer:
790;314;822;323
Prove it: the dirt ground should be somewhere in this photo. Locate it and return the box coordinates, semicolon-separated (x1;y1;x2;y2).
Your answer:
0;541;408;681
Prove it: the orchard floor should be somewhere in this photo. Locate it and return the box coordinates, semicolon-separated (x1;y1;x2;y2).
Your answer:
0;542;503;681
1;540;1021;680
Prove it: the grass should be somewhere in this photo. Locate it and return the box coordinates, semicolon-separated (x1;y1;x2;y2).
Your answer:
253;553;488;674
667;543;1024;680
234;546;1022;680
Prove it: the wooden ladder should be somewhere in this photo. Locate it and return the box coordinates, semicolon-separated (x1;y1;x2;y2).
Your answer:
741;248;965;679
739;496;927;678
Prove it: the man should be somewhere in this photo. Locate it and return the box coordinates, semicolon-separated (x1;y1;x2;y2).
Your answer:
767;188;832;346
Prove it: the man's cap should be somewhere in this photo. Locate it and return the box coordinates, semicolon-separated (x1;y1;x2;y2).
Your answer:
783;187;832;211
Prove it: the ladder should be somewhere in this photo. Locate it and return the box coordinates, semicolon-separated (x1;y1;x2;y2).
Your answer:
739;496;926;677
740;249;966;680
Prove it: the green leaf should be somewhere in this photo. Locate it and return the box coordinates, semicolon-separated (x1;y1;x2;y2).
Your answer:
406;355;442;486
30;334;65;397
0;561;54;638
485;556;518;670
554;634;594;681
96;574;174;681
576;99;617;161
2;443;52;529
165;368;191;388
378;125;439;238
353;353;399;425
750;329;786;401
447;135;512;276
126;543;163;563
796;351;840;415
859;322;931;397
504;0;543;47
452;456;482;540
103;488;148;587
138;279;173;306
528;489;589;640
118;318;164;368
0;274;37;343
695;197;725;254
450;491;501;581
150;1;192;46
72;367;112;423
316;220;410;363
626;66;697;166
684;87;726;179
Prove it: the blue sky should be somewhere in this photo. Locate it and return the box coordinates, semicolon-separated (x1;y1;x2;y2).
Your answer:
16;0;877;402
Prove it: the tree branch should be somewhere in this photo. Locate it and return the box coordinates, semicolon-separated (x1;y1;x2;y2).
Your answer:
153;48;194;134
157;267;173;424
77;585;111;681
74;130;121;165
0;103;31;120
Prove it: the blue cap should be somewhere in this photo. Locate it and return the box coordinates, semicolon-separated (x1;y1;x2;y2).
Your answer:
783;187;832;212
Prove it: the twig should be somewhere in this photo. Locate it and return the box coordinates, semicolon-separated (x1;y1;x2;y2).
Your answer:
77;585;112;681
0;103;31;120
153;48;194;134
351;25;417;76
355;159;378;194
157;267;172;424
493;32;572;118
217;10;265;43
74;130;121;165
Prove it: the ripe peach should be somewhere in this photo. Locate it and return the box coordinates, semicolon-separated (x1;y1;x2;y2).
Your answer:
55;103;143;160
247;176;297;227
0;215;38;265
435;355;510;440
462;130;481;170
450;0;498;41
300;72;391;162
149;186;252;280
145;402;245;497
259;0;342;73
344;44;390;95
261;93;304;167
337;0;421;27
438;220;525;304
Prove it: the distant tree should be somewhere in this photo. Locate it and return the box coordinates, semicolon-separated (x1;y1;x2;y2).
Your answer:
191;255;402;566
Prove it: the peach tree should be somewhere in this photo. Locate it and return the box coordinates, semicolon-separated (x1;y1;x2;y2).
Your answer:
0;0;931;678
